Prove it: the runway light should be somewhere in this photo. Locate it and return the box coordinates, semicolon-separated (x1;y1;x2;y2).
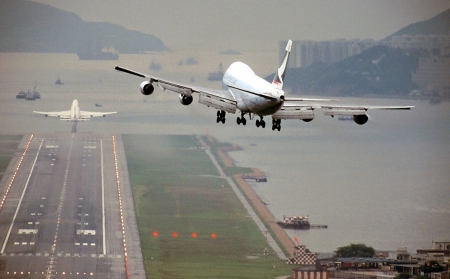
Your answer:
191;232;197;238
152;231;158;237
211;233;217;239
172;232;178;237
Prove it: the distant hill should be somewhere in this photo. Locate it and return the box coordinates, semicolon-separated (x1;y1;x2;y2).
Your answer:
0;0;169;53
283;46;420;96
385;9;450;40
273;8;449;97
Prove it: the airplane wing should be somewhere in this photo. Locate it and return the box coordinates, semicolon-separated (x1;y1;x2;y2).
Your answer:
272;102;414;123
115;66;237;113
33;110;72;119
79;111;117;118
320;105;414;116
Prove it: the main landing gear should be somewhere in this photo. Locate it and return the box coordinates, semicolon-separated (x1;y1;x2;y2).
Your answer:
236;112;247;126
216;110;226;124
255;117;266;128
272;119;281;131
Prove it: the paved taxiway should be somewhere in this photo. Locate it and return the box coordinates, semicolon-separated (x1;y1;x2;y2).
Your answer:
0;133;145;278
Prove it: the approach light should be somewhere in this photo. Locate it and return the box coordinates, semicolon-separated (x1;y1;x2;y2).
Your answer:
152;231;158;237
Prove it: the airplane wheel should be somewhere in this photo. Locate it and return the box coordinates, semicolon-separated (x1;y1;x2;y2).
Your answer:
222;117;226;124
277;125;281;131
242;118;246;126
220;110;226;118
256;119;260;127
237;117;241;125
261;120;266;128
216;116;221;123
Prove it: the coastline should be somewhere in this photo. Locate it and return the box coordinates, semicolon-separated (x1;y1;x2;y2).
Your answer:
215;141;296;257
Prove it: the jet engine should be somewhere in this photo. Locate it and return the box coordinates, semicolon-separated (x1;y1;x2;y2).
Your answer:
353;114;369;125
179;94;193;105
140;81;154;95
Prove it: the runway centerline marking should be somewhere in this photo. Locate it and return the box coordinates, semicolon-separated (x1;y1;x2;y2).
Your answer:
45;137;73;279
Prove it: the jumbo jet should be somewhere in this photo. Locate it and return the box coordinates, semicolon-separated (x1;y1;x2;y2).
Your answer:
33;99;116;121
115;40;413;131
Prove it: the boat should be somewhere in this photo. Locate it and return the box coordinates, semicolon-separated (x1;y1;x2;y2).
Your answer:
16;90;26;99
22;81;40;100
55;76;64;85
277;215;310;229
207;63;224;81
25;90;35;100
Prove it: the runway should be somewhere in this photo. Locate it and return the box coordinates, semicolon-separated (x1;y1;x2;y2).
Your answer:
0;132;145;278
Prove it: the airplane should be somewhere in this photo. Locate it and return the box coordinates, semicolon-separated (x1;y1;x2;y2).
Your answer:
33;99;116;121
115;40;413;131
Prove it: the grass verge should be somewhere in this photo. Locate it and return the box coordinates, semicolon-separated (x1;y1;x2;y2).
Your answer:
123;134;294;278
0;135;22;181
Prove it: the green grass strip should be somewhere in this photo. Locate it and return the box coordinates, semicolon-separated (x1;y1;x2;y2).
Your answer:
123;134;294;278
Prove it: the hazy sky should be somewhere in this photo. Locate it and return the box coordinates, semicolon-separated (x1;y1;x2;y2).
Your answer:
29;0;450;51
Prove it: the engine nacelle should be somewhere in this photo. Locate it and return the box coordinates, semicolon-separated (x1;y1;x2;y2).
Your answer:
140;81;154;95
353;114;369;125
179;94;193;105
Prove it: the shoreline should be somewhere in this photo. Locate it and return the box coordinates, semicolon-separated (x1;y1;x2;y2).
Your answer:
215;140;296;257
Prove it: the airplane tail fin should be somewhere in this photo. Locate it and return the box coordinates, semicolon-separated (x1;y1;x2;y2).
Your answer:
272;40;292;90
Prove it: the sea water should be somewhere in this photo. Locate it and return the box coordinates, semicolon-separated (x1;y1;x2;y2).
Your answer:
1;53;448;254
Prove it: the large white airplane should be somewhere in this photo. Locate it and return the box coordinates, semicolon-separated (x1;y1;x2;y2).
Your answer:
115;40;413;131
33;99;117;121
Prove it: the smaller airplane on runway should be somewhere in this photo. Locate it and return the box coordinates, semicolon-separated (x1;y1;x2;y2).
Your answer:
33;99;117;122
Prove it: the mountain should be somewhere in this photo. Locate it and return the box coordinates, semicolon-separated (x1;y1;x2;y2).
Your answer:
276;8;449;97
283;46;420;96
0;0;168;53
384;9;450;40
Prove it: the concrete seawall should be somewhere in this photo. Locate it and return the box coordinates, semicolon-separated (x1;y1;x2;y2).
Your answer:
212;138;296;257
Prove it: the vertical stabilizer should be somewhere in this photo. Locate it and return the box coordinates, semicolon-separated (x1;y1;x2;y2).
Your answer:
272;40;292;90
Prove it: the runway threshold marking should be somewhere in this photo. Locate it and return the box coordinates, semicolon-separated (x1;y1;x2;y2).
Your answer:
1;135;41;254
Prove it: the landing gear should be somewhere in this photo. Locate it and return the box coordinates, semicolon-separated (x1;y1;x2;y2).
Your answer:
236;112;247;126
255;116;266;128
272;119;281;131
216;110;226;124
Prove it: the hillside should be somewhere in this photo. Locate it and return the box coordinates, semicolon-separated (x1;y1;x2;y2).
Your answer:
283;46;420;96
385;9;450;40
0;0;168;53
276;8;449;97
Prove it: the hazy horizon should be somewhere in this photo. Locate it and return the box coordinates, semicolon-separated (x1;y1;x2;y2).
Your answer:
22;0;450;51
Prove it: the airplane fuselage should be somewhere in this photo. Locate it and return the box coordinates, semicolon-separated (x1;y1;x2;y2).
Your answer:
70;99;81;120
222;62;284;116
